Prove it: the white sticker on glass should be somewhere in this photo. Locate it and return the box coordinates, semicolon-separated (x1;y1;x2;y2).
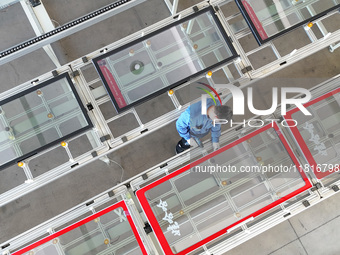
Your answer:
157;199;181;236
303;122;327;156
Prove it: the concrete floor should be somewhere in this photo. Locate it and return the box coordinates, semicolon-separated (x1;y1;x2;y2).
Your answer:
0;0;340;254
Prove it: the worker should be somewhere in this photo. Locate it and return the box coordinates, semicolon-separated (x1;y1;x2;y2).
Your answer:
175;98;233;153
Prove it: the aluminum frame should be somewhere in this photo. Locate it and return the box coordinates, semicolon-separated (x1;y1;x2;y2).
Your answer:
0;0;147;66
235;0;340;45
0;72;93;171
0;185;155;255
92;6;238;113
1;1;340;253
136;122;312;255
284;87;340;180
11;200;148;255
0;0;340;213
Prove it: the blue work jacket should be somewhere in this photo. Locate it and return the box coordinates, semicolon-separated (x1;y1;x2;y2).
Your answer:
176;98;221;143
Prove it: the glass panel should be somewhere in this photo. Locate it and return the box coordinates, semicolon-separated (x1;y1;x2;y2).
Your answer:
287;88;340;179
16;202;147;255
138;124;310;254
236;0;340;44
93;7;237;113
0;73;92;170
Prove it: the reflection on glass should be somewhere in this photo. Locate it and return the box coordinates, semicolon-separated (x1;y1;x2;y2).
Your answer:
290;91;340;178
140;125;309;254
93;7;237;112
0;73;92;170
236;0;340;43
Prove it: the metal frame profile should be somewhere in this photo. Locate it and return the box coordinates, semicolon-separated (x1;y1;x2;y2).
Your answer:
0;0;147;66
92;6;238;113
285;87;340;179
11;200;148;255
235;0;340;45
0;73;93;171
0;0;339;212
136;122;312;255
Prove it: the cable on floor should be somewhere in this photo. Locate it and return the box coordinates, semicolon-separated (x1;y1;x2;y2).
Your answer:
108;158;125;183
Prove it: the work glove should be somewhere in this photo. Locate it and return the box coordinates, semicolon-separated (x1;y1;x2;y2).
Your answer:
187;137;204;148
191;137;204;148
213;142;220;151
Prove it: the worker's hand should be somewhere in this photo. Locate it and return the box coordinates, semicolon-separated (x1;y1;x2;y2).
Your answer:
213;142;220;151
188;138;203;148
186;138;196;147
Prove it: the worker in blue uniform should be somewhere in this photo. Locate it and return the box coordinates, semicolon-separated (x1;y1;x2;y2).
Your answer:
175;98;233;153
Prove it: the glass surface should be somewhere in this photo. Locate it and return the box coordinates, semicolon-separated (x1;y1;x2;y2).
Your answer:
18;203;146;255
290;91;340;179
139;125;309;254
237;0;340;43
93;7;237;112
0;74;91;169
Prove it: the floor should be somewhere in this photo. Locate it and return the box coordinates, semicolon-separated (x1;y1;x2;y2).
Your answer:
0;0;340;254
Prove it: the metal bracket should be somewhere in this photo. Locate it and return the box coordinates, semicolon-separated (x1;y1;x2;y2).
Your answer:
86;103;94;111
332;185;339;192
52;70;58;77
311;182;322;191
29;0;41;7
108;190;115;197
71;163;79;168
100;48;108;53
82;56;88;63
1;243;10;250
302;200;310;207
86;200;94;206
100;135;111;142
241;66;253;74
283;212;291;217
140;128;148;134
159;163;168;168
235;125;243;131
121;136;128;143
71;70;80;77
31;79;39;85
144;222;153;234
142;173;148;180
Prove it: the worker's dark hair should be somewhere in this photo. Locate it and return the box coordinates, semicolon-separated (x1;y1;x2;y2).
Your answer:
214;105;233;121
